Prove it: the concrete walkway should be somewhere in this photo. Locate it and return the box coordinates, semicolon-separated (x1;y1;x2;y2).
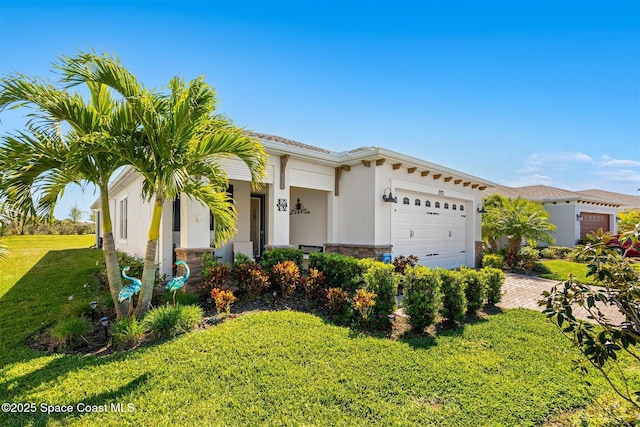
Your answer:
498;273;626;325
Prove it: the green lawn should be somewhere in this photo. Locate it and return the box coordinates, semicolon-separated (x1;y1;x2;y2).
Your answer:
0;236;637;426
538;259;593;283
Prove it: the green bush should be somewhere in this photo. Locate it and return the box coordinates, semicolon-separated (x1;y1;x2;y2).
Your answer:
482;267;505;304
532;262;552;274
437;269;467;322
201;261;231;294
403;266;442;332
517;246;540;271
358;258;400;327
112;317;146;349
309;252;362;290
540;247;556;259
301;268;326;307
260;247;304;272
482;253;504;269
143;304;203;338
549;246;573;259
460;267;486;316
98;251;163;286
51;317;92;348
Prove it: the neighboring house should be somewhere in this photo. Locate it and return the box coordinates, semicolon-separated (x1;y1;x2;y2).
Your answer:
574;189;640;213
485;185;623;247
92;132;495;280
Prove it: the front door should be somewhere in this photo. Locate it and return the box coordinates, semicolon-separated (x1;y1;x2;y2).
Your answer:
250;194;266;258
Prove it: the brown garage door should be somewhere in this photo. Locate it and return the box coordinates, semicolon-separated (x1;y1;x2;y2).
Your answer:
580;213;610;239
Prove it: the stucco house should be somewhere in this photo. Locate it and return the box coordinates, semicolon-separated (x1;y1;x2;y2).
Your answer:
485;185;624;247
92;132;494;280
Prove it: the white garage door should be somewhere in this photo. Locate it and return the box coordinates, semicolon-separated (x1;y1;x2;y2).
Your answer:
392;190;467;269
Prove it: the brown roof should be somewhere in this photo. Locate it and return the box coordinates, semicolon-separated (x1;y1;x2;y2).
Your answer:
485;184;621;206
248;132;332;154
575;189;640;208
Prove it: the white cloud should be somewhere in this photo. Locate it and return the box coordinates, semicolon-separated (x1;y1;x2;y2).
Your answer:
509;151;640;192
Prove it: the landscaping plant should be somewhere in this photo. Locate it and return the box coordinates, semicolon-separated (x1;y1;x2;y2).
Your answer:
540;227;640;419
210;287;237;315
301;268;325;307
482;267;505;304
51;317;92;348
272;260;301;298
351;289;377;321
232;262;270;297
112;317;146;349
309;252;362;290
437;268;467;322
359;258;400;326
403;265;442;332
261;247;304;273
392;254;419;274
460;266;486;315
201;259;231;294
143;304;203;338
482;253;504;270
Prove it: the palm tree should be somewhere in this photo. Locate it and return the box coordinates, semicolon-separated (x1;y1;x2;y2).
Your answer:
0;72;138;318
59;51;268;318
481;193;507;252
488;196;556;267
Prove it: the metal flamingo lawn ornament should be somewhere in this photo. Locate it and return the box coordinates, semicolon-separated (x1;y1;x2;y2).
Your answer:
119;266;142;317
166;260;190;306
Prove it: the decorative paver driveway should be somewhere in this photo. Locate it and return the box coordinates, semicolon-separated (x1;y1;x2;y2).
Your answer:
499;273;625;325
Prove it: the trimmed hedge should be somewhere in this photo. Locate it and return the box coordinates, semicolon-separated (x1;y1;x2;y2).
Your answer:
482;253;504;270
260;247;304;272
309;252;362;290
403;266;442;332
482;267;505;304
460;266;486;316
358;258;400;327
437;269;467;322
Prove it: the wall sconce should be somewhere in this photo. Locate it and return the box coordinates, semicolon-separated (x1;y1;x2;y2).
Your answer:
576;213;584;221
290;198;311;215
382;188;397;203
477;204;487;213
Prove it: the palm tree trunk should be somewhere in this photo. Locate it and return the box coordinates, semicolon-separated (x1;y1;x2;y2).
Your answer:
100;189;128;319
134;196;164;318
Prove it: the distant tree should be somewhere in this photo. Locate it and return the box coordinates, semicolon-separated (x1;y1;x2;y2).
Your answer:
483;196;556;269
481;193;507;252
89;211;96;223
68;204;84;223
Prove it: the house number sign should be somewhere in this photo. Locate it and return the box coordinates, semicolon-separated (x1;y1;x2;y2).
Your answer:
277;198;288;212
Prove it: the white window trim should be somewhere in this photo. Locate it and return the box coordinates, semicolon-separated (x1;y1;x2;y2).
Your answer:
118;196;128;242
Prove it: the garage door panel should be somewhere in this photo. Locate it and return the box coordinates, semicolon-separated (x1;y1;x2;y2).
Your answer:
580;213;610;239
392;190;468;269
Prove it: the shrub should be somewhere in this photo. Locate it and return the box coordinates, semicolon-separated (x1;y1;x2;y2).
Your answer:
234;252;253;265
232;262;270;297
260;247;304;272
392;254;419;274
210;287;237;315
532;262;552;274
201;262;231;294
540;247;556;259
460;267;486;315
301;268;325;307
517;246;540;271
549;246;573;259
358;258;400;325
309;252;362;290
143;304;203;338
482;267;505;304
351;289;377;320
98;251;163;286
437;269;467;322
403;266;442;332
51;317;92;348
482;253;504;270
272;260;301;298
325;287;350;314
112;317;146;349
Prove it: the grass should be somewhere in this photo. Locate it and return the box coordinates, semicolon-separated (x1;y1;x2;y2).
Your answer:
538;259;593;283
0;236;638;426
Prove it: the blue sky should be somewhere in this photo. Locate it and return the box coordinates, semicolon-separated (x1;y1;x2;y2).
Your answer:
0;0;638;220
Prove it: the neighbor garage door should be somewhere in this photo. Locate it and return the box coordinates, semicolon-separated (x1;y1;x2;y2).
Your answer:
580;213;610;239
392;190;467;269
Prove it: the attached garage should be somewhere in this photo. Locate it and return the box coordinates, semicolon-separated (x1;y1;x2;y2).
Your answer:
580;212;610;239
392;190;468;269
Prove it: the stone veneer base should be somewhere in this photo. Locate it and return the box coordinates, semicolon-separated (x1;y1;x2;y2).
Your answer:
175;247;216;294
324;243;393;260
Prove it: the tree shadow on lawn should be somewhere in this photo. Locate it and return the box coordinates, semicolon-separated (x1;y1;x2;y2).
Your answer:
2;372;149;427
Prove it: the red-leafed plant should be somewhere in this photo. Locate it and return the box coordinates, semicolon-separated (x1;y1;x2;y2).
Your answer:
272;260;300;298
210;287;237;315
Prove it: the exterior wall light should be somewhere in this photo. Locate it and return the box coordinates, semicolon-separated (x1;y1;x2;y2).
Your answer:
576;213;584;221
477;204;487;213
382;188;397;203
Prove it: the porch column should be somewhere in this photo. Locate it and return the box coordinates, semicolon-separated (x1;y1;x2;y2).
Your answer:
179;195;211;248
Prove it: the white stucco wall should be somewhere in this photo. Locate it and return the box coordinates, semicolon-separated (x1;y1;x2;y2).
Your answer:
289;187;329;248
336;164;376;245
110;175;152;261
543;202;578;247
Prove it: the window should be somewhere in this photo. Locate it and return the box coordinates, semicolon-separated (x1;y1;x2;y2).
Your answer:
414;199;421;206
119;198;128;240
173;196;181;232
444;203;449;209
435;202;440;208
403;197;410;205
460;205;465;211
425;200;431;207
452;204;457;210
